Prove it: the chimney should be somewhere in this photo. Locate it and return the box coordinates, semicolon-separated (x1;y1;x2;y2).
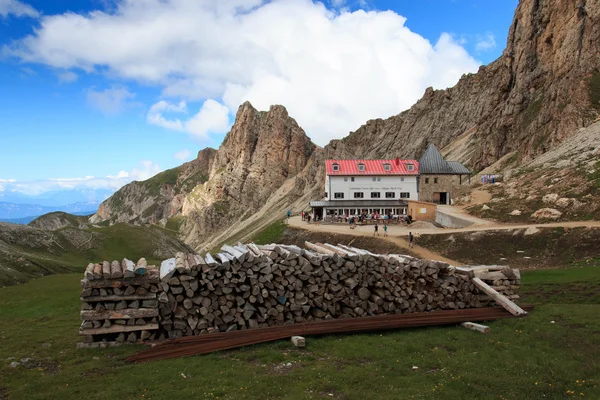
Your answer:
395;157;399;166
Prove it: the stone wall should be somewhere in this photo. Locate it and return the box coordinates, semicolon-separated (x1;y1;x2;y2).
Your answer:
418;175;468;204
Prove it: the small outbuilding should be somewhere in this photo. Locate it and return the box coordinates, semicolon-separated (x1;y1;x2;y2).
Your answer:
407;200;437;221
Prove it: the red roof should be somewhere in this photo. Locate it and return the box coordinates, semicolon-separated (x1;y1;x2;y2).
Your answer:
326;159;419;175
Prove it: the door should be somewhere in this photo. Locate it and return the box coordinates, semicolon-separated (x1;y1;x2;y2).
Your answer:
440;192;448;205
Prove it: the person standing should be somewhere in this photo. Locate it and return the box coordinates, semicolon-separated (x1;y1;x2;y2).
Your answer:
383;224;388;237
373;222;379;236
408;232;414;248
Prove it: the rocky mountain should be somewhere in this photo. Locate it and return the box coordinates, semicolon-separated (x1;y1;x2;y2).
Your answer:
90;0;600;251
28;212;90;230
90;148;217;225
330;0;600;168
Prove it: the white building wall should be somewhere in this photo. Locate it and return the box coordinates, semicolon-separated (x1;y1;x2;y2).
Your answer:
327;175;418;200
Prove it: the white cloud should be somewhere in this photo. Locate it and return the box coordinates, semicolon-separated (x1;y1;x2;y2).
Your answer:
475;32;496;52
58;71;78;83
6;0;481;146
147;99;230;138
87;85;136;115
0;0;39;18
174;149;192;161
0;161;163;196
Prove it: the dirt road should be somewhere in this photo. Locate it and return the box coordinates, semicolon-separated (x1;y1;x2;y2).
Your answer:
288;214;600;266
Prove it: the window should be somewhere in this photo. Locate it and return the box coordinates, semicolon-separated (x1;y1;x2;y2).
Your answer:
434;177;438;184
385;192;395;198
351;177;355;182
354;192;364;199
344;177;348;182
400;177;404;182
373;176;381;182
383;163;391;171
332;163;339;171
325;192;328;198
372;177;376;182
371;192;381;198
334;192;344;199
406;164;414;171
358;163;365;171
400;192;410;199
425;178;429;184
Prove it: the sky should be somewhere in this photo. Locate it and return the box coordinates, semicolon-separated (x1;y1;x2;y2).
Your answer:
0;0;518;202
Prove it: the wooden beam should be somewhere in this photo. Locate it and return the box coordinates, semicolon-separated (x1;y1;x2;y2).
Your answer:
122;258;136;278
80;294;157;302
160;258;177;281
84;263;95;280
110;260;123;279
80;273;159;289
472;277;527;316
79;323;159;335
135;258;147;275
81;308;158;321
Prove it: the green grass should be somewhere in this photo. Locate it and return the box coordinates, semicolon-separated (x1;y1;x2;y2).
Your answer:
141;167;180;195
1;267;600;399
253;220;287;245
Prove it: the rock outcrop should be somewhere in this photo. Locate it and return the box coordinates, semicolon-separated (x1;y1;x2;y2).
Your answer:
180;102;318;248
29;212;90;230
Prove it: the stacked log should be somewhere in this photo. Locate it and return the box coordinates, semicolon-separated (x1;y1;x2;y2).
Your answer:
78;243;522;346
156;242;523;336
79;259;160;347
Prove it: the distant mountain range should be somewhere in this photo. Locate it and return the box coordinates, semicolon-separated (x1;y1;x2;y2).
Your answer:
0;188;114;207
0;201;98;223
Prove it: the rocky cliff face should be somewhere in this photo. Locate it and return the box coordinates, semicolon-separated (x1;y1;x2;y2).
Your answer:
330;0;600;168
180;102;317;248
90;148;217;225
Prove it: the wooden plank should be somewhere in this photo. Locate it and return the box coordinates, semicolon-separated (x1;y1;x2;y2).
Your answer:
80;273;159;289
461;322;490;333
81;308;158;321
221;244;246;263
160;258;177;281
304;241;336;256
472;277;527;316
79;323;159;335
204;252;217;267
76;341;122;349
80;294;157;302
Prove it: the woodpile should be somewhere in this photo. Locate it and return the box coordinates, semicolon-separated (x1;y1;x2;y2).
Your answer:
79;259;160;347
78;242;523;347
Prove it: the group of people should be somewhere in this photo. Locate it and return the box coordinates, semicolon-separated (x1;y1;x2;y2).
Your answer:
299;210;319;224
290;210;416;247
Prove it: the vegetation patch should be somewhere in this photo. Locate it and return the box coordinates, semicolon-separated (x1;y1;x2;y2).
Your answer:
417;227;600;270
142;167;180;195
252;220;287;245
589;71;600;109
521;95;544;128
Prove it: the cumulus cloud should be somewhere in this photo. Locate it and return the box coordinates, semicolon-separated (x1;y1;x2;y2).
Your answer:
0;0;39;18
87;85;136;115
173;149;192;161
6;0;481;145
1;161;162;196
147;99;230;138
475;32;496;52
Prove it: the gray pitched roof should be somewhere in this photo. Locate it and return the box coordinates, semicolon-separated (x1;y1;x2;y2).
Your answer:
419;144;453;174
447;161;471;174
418;144;470;174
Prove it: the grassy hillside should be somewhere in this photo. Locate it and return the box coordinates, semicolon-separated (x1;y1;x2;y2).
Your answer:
0;266;598;399
0;223;191;287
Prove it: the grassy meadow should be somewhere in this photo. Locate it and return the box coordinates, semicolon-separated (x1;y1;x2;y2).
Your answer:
1;265;599;399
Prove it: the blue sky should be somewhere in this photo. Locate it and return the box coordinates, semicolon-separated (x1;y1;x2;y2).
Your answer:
0;0;518;201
